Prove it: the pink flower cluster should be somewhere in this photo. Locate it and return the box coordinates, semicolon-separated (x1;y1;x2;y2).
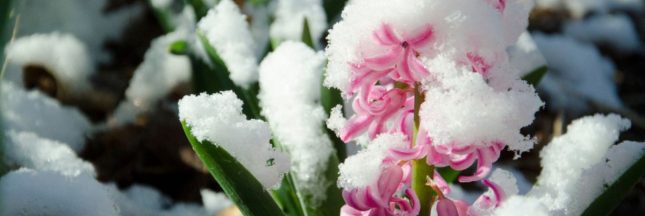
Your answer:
328;0;535;215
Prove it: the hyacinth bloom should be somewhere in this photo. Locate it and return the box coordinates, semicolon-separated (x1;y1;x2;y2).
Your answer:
327;0;542;215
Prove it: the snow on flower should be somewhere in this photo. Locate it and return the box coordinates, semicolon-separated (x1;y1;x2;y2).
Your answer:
178;91;290;189
198;0;259;89
326;0;542;214
258;41;335;205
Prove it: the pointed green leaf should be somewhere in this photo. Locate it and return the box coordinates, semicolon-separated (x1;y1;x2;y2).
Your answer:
301;18;315;49
521;66;547;86
194;31;262;119
181;122;285;216
581;153;645;216
186;0;209;19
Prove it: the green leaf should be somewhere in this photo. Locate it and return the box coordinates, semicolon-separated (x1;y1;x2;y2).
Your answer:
194;31;262;119
186;0;209;19
181;122;285;216
168;40;189;55
581;153;645;216
320;67;346;161
323;0;348;24
437;167;460;183
521;66;547;86
301;18;315;49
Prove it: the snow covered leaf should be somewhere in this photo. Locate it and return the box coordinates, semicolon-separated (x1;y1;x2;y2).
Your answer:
195;31;261;118
181;122;285;216
582;150;645;216
521;65;548;86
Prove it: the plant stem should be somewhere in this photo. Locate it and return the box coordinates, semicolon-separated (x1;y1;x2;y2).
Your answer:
411;83;434;216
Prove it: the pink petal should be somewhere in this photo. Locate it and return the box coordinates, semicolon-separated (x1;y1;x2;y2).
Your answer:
407;26;434;48
364;47;403;71
437;198;460;216
373;24;401;46
433;171;451;194
341;115;374;142
482;179;505;207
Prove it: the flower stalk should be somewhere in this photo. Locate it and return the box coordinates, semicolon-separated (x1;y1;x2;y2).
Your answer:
411;83;435;216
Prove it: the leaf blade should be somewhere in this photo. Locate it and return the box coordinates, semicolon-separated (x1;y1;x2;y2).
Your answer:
581;153;645;216
181;122;285;216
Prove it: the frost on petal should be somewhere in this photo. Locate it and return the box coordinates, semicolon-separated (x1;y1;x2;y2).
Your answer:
564;14;641;54
5;33;93;95
0;169;118;216
178;91;290;189
338;133;407;189
198;0;259;88
420;67;543;154
110;31;191;126
270;0;327;46
534;33;622;112
258;41;334;205
1;82;92;152
3;131;96;177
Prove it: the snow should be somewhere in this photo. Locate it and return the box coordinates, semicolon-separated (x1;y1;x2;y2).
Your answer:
270;0;327;47
244;3;271;57
507;32;547;76
5;32;93;95
1;82;92;152
564;14;641;53
325;0;533;94
110;31;192;126
106;184;228;216
258;41;334;205
534;33;622;112
493;114;645;216
201;189;234;215
338;133;408;189
15;0;142;63
0;169;118;216
178;91;290;189
420;60;543;154
3;131;96;177
198;0;259;89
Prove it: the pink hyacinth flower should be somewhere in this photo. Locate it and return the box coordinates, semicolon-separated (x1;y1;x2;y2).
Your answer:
485;0;506;12
361;23;434;84
341;166;420;216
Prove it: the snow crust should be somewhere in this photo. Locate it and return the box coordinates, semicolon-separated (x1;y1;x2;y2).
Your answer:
178;91;290;189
